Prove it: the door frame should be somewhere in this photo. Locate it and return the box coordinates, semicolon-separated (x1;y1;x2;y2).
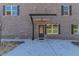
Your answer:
38;24;45;40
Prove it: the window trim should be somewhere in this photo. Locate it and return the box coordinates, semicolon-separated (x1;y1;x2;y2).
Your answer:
4;5;18;16
72;24;79;34
63;5;70;15
61;5;72;16
46;24;59;35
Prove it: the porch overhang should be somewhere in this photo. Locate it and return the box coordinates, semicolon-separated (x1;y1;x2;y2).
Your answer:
29;14;57;16
29;14;57;40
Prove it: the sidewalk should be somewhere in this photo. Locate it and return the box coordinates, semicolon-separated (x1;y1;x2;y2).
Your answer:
3;39;79;56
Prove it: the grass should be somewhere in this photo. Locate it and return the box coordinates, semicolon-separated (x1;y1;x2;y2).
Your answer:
1;35;28;39
2;35;17;39
0;41;24;56
72;41;79;46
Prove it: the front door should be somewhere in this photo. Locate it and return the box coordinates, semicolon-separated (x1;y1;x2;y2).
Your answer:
38;25;45;40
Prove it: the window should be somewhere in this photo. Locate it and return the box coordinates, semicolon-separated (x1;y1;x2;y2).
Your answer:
3;5;20;16
63;5;69;15
72;24;79;34
46;24;60;34
61;5;72;15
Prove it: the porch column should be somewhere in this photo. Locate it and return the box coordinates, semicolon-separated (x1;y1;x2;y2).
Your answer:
30;15;34;40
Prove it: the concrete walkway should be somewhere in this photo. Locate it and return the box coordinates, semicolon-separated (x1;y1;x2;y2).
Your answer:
3;39;79;56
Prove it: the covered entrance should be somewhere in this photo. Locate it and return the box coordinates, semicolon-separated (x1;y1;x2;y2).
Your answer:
29;14;57;40
34;19;47;40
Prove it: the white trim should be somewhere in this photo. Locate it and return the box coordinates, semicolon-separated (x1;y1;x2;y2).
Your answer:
37;24;45;40
63;5;70;16
5;5;17;16
46;24;59;35
73;24;79;34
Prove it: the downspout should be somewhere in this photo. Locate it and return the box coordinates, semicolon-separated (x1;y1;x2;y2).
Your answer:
30;15;34;40
0;14;2;43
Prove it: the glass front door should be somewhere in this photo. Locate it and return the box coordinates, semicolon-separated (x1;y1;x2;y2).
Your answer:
38;25;45;40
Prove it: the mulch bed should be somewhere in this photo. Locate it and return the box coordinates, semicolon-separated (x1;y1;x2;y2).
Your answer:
0;41;24;56
72;41;79;46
